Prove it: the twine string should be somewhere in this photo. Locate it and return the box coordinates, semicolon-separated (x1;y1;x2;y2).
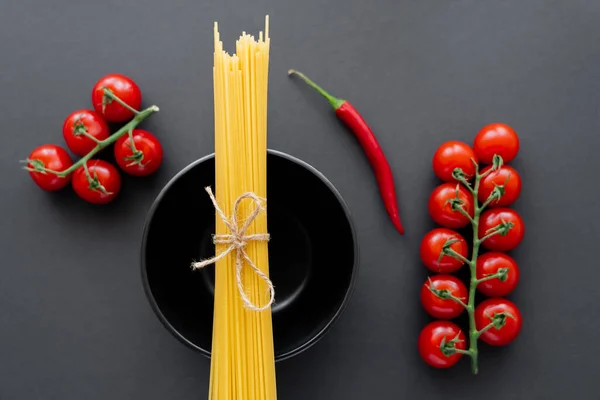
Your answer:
191;186;274;311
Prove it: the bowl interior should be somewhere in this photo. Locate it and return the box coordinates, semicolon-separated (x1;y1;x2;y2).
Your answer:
142;150;357;361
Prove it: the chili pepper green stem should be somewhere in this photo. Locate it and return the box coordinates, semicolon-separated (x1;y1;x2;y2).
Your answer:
288;69;345;110
28;105;158;177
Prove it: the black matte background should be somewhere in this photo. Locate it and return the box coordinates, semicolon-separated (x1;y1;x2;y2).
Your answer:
0;0;598;399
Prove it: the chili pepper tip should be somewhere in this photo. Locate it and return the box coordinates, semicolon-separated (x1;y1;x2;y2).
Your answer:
393;217;405;235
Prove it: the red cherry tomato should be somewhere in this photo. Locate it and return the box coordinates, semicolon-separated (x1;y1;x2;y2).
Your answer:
473;123;520;164
475;298;522;346
479;208;524;251
25;144;73;191
420;228;469;273
476;252;520;297
478;165;522;207
72;160;121;204
114;129;163;176
418;321;466;368
428;183;474;229
62;109;110;156
92;74;142;123
421;275;468;319
432;141;478;182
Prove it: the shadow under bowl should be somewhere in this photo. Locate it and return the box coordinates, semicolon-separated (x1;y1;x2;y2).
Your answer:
141;149;358;361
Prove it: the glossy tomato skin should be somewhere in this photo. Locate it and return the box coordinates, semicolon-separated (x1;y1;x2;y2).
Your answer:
26;144;73;191
473;123;520;164
418;321;466;368
428;183;474;229
476;252;520;297
420;228;469;273
475;298;522;346
421;275;468;319
92;74;142;123
114;129;163;176
72;160;121;204
479;208;525;251
62;109;110;156
478;165;522;207
432;141;478;182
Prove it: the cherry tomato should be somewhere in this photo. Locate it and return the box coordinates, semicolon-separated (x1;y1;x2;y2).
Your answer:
92;74;142;123
475;298;522;346
72;160;121;204
478;165;522;207
25;144;73;191
62;109;110;157
418;321;466;368
479;208;524;251
420;228;469;273
473;123;520;164
476;252;520;297
114;129;163;176
421;275;468;319
428;183;474;229
432;141;478;182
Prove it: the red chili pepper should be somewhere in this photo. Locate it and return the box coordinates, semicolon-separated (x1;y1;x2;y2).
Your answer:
288;69;404;234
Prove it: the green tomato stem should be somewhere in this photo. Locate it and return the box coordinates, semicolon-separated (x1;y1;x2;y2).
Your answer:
462;156;510;375
475;269;508;285
103;87;141;116
445;247;473;267
475;320;498;339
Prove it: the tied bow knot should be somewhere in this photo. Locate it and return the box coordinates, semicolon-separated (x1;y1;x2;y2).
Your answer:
191;186;275;311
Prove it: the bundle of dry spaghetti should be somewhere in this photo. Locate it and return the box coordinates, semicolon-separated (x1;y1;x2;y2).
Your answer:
191;16;276;400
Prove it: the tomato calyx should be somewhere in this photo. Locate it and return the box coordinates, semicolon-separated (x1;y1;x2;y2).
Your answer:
438;236;470;265
22;158;47;173
445;185;474;223
426;278;468;308
102;87;140;117
72;117;88;136
480;219;514;243
121;129;149;168
71;116;102;144
477;267;509;284
478;311;515;337
451;166;473;185
83;163;113;195
21;158;65;176
439;334;468;357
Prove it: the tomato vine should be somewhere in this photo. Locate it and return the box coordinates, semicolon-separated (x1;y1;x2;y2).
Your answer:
419;124;524;374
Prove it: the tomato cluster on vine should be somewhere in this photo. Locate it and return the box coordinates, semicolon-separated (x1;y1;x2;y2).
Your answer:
23;74;162;204
418;123;525;373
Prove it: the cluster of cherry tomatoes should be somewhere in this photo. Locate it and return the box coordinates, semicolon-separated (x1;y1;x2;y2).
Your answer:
25;74;163;204
418;123;525;370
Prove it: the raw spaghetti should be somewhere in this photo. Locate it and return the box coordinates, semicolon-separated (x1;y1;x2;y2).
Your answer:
191;16;277;400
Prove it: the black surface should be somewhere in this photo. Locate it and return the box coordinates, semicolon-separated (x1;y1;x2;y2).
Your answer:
142;150;356;361
0;0;598;399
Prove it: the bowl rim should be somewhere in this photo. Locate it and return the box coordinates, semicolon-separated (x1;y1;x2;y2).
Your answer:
140;148;359;362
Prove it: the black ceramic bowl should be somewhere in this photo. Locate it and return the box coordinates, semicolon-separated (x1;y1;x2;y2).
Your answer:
141;150;358;361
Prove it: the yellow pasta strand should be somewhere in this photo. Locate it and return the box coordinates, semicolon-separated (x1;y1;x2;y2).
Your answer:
209;16;276;400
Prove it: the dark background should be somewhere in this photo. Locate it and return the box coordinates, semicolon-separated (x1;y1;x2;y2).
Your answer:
0;0;597;399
